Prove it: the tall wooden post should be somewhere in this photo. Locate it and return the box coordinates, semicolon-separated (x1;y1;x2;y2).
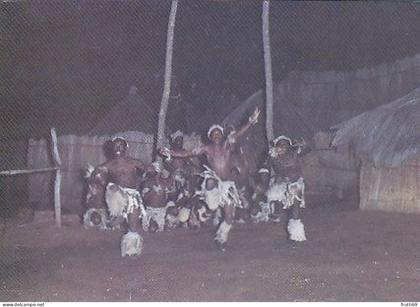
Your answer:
156;0;179;158
262;0;274;142
51;128;62;227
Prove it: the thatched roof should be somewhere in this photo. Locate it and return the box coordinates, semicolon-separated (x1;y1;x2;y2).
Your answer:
89;87;157;136
88;86;186;137
331;86;420;167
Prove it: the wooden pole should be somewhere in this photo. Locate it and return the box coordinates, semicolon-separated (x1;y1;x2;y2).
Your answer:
51;128;62;227
156;0;179;159
0;129;62;226
0;167;59;176
262;0;274;142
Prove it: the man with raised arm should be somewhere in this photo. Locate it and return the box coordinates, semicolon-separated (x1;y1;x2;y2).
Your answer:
160;107;260;250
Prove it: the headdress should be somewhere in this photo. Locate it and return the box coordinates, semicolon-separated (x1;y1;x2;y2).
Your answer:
207;124;224;139
170;130;183;140
111;136;129;149
272;135;292;146
258;168;270;174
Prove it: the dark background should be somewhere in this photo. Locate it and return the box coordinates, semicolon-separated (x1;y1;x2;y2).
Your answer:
2;0;420;141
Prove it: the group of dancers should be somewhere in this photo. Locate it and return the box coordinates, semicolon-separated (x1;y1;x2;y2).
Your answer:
83;107;308;256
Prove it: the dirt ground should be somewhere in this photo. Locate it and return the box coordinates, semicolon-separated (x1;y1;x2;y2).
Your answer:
1;201;420;302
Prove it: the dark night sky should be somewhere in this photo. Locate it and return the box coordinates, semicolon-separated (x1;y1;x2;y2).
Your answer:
2;0;420;140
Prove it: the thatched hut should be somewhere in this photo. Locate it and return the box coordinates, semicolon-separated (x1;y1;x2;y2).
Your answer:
229;52;420;205
331;86;420;213
27;87;201;215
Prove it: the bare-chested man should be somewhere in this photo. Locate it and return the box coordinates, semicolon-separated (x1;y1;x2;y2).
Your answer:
164;130;201;228
266;135;309;243
82;165;109;230
165;170;209;229
140;161;175;232
160;107;260;250
91;137;147;256
249;168;271;223
225;124;253;222
165;131;190;187
224;125;251;188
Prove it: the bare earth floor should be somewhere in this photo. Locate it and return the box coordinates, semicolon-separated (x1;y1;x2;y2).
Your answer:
1;202;420;302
